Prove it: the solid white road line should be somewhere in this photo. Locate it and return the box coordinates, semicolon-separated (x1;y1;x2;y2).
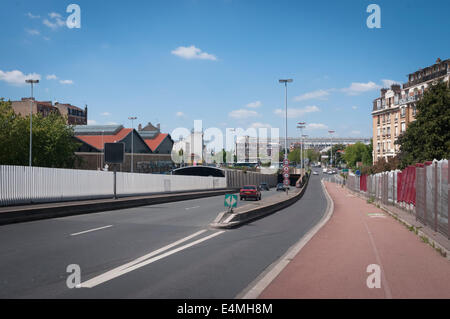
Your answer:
70;225;113;236
185;206;200;210
80;229;225;288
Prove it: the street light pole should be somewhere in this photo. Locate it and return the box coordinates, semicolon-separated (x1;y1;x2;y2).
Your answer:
128;116;137;173
328;130;335;168
279;79;293;160
25;79;39;167
297;122;305;174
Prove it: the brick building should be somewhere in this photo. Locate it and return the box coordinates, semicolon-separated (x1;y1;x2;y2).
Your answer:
73;123;174;172
10;98;87;125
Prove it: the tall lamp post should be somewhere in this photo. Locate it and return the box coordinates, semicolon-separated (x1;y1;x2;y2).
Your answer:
25;79;39;167
297;122;306;173
302;134;308;170
328;130;335;167
279;79;293;160
128;116;137;173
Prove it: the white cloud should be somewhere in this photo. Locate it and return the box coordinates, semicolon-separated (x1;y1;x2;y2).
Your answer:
101;112;111;116
274;105;320;118
352;105;358;110
43;12;65;29
107;122;118;125
43;37;51;41
381;79;400;87
350;130;361;135
229;109;259;119
25;29;40;36
88;120;97;125
49;12;62;19
246;101;262;108
59;79;73;85
294;89;329;101
26;12;41;19
250;122;272;129
0;69;41;86
175;111;186;117
171;45;217;61
46;74;58;80
341;81;380;95
307;123;328;130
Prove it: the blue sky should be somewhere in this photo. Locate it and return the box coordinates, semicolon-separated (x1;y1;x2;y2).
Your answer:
1;0;449;142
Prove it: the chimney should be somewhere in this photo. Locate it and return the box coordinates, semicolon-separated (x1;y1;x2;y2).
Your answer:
391;84;401;93
381;88;387;97
157;123;160;132
138;124;142;131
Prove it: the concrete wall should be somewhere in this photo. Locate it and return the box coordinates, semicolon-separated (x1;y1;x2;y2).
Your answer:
224;169;278;189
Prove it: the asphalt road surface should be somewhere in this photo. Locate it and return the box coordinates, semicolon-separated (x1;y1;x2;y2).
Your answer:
0;176;327;298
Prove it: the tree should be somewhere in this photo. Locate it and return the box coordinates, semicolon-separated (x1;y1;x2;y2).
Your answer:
0;99;81;168
287;148;300;163
343;142;372;169
396;82;450;168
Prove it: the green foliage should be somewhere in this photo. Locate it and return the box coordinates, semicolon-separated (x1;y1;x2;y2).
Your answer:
396;82;450;167
343;142;372;169
305;149;320;163
287;148;300;163
0;99;80;168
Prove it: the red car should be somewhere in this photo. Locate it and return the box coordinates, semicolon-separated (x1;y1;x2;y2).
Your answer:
240;185;261;201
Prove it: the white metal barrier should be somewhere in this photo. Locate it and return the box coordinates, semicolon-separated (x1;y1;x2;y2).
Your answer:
0;165;227;206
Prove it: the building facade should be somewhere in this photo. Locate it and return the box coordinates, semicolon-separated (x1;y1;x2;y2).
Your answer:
372;58;449;163
73;123;174;172
10;98;87;125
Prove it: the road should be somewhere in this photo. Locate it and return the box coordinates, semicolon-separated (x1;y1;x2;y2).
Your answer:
0;175;327;298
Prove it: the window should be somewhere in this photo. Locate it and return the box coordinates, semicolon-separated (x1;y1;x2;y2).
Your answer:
377;127;380;136
401;122;406;132
395;126;398;136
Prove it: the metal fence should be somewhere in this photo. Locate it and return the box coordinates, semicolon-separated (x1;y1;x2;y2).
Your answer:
0;165;227;206
344;159;449;238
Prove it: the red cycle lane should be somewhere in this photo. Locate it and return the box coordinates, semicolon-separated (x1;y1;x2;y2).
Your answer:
259;182;450;299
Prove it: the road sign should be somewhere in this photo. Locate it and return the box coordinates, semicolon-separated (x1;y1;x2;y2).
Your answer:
283;159;289;166
355;170;361;177
283;173;289;178
104;143;125;164
283;166;289;172
283;178;290;186
224;194;237;208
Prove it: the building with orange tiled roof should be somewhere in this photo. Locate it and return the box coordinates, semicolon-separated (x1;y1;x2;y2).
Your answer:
73;123;174;172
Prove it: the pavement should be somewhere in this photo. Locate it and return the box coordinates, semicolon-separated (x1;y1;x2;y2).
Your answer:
259;181;450;299
0;179;328;298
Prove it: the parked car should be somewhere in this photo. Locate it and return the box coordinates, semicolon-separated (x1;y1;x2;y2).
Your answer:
276;183;290;191
259;182;270;191
240;185;261;201
312;171;319;175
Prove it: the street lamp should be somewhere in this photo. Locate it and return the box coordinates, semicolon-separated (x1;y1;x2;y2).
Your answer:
302;134;308;171
25;79;39;167
328;130;335;167
279;79;293;160
128;116;137;173
297;122;306;173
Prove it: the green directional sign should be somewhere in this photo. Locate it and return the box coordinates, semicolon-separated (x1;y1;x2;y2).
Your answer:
224;194;238;208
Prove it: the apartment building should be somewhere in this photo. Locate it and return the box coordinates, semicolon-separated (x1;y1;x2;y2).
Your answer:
372;58;449;163
10;98;88;125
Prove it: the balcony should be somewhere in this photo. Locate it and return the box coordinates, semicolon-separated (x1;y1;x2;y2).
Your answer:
403;69;448;89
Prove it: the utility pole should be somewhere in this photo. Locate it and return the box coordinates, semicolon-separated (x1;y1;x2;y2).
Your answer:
128;116;137;173
328;130;335;168
25;79;39;167
279;79;293;160
297;122;306;174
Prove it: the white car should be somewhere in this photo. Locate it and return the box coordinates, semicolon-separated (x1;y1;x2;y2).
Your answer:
312;171;319;175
